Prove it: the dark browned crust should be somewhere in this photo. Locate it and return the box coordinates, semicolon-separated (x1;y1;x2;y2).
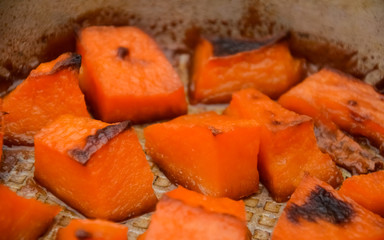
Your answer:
208;126;223;136
50;53;81;74
286;185;354;225
269;116;311;132
117;46;129;59
75;229;92;239
314;122;383;175
211;38;267;57
209;34;286;57
68;121;132;165
349;111;368;123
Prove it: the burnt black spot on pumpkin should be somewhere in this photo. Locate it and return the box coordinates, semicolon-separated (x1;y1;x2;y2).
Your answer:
75;229;92;240
286;185;354;225
209;33;286;57
68;120;132;165
51;53;82;74
117;46;129;59
347;100;358;106
210;37;270;57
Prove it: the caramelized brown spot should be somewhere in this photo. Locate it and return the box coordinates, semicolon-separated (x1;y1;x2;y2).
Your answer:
50;53;81;74
68;121;132;165
314;122;383;175
271;120;281;125
208;126;222;136
117;46;129;59
286;185;354;225
347;100;358;106
349;111;367;123
75;229;92;240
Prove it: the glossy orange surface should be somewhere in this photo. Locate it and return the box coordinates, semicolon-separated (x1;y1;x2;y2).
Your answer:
0;184;61;240
191;39;303;104
339;170;384;217
77;26;187;123
34;115;157;221
140;186;249;240
225;89;342;202
3;53;89;146
279;68;384;153
144;111;260;199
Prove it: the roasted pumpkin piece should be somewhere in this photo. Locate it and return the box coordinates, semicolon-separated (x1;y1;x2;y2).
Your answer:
144;111;260;199
225;88;342;202
314;121;383;174
272;175;384;240
339;170;384;217
77;26;187;123
56;219;128;240
139;186;249;240
3;53;90;146
34;115;157;221
278;68;384;155
0;184;61;240
190;38;303;104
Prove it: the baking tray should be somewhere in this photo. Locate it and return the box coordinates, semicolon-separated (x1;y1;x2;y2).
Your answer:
0;1;382;239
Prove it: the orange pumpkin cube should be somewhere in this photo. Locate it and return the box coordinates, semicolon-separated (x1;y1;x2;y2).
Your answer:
144;112;260;199
225;89;342;202
339;170;384;217
34;115;157;221
190;38;303;104
272;175;384;240
278;68;384;154
139;186;249;240
77;26;187;123
56;219;128;240
0;184;61;239
3;53;90;145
